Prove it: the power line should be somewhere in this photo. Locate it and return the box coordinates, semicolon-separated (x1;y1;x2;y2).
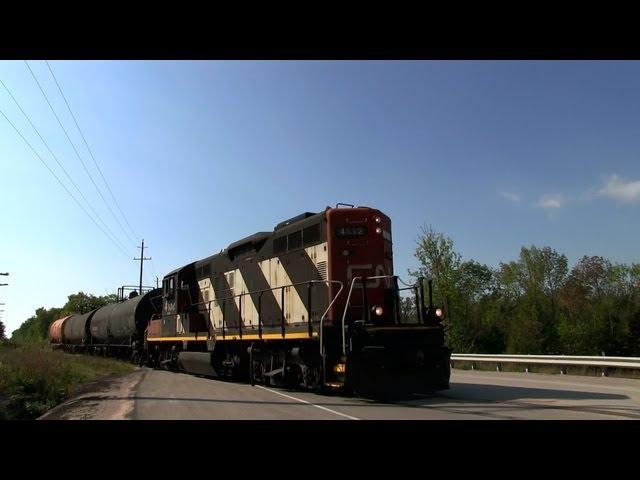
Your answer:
0;77;130;255
24;61;136;250
45;61;140;243
0;106;130;257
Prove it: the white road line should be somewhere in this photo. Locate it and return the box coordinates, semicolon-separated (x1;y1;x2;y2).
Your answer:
255;385;360;420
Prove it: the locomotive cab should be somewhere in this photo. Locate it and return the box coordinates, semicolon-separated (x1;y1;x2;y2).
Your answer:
325;205;450;395
160;263;208;337
326;206;396;326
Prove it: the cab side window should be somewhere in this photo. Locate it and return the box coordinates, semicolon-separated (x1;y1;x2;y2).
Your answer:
164;277;175;299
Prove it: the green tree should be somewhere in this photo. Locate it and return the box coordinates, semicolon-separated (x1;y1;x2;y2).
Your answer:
61;292;117;316
11;291;117;344
11;307;62;344
496;246;567;354
410;226;465;349
399;295;418;323
410;226;498;352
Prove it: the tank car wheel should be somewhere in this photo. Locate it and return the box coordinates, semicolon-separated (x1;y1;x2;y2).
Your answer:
131;350;141;366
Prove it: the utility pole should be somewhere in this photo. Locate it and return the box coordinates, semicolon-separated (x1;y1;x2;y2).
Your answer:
134;240;151;295
2;274;10;334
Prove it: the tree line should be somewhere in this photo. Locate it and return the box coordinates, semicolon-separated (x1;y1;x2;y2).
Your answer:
9;292;117;344
407;226;640;356
6;229;640;357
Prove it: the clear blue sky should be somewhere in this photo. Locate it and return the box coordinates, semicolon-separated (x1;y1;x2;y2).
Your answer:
1;60;639;335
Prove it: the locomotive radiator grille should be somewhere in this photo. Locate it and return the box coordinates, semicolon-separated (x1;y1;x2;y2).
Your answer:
316;261;328;281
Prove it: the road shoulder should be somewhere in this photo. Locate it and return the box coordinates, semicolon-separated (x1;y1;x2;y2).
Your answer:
38;368;145;420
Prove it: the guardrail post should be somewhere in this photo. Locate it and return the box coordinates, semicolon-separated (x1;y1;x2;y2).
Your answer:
496;363;501;372
471;362;475;371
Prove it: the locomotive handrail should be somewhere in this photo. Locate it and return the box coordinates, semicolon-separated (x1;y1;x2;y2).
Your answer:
190;279;344;340
318;280;345;387
117;285;156;302
148;293;163;314
396;276;418;288
341;275;414;356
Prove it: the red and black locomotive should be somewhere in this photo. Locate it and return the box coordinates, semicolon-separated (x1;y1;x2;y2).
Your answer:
50;204;451;396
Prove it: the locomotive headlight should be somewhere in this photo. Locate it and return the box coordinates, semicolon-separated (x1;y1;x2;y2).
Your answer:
373;305;384;316
374;216;381;224
435;308;443;318
375;227;382;234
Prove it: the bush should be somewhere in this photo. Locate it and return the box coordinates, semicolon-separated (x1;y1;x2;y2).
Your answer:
0;344;134;419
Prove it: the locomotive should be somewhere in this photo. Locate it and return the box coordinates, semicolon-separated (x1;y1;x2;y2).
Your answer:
49;204;451;396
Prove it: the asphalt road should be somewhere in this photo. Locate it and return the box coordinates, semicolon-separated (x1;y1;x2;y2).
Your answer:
40;367;640;420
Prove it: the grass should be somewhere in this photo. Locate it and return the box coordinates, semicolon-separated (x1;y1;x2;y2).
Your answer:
0;342;134;420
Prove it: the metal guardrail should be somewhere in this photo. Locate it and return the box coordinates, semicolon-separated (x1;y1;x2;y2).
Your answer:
450;353;640;375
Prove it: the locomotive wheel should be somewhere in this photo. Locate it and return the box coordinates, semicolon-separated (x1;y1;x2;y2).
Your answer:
249;343;256;386
284;364;304;389
250;360;264;386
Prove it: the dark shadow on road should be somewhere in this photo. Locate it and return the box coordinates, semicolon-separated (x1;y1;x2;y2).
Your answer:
74;381;630;408
393;383;640;419
438;382;629;402
145;368;631;403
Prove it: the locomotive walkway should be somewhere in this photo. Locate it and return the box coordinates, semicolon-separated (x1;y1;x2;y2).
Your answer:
40;368;640;420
